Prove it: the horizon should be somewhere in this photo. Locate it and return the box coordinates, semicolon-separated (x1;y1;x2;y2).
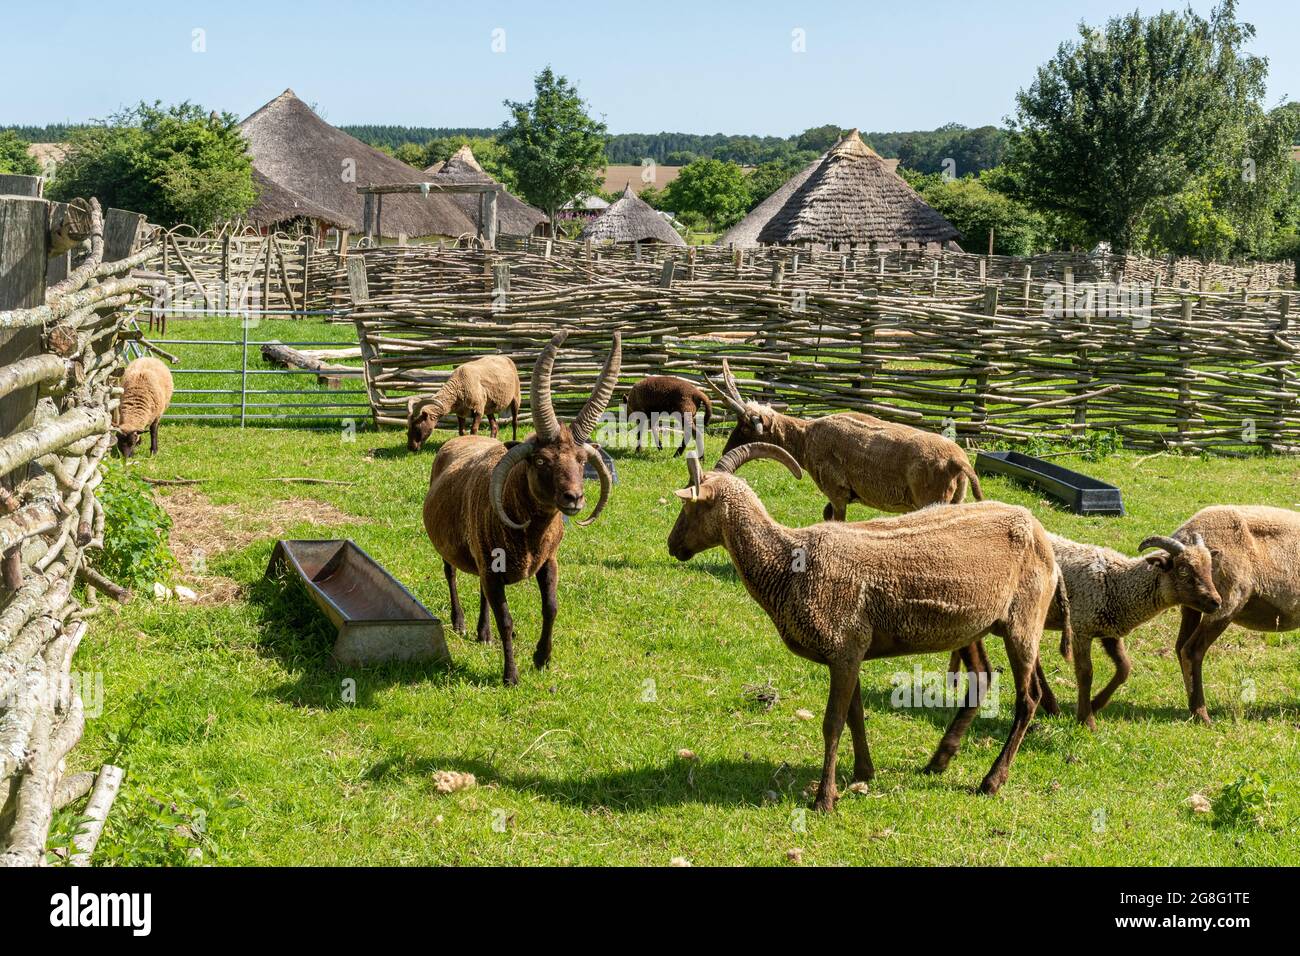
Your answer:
2;0;1297;138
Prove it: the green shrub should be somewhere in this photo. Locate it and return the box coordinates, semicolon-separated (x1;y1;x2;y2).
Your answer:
1211;772;1275;830
94;461;176;590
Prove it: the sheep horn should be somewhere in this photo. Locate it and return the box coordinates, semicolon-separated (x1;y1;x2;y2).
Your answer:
576;444;611;527
531;331;566;442
571;331;622;445
489;441;535;530
686;453;704;493
705;372;748;417
714;442;803;479
720;357;745;404
1139;535;1185;556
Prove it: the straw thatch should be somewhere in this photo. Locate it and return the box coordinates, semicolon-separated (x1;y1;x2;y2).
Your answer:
426;146;547;237
246;168;348;229
721;130;959;249
579;185;686;246
240;90;475;239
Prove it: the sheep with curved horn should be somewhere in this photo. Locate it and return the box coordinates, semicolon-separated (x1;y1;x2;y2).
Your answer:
709;357;982;518
423;330;621;685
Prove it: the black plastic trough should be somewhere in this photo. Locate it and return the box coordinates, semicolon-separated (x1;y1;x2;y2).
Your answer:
975;451;1125;516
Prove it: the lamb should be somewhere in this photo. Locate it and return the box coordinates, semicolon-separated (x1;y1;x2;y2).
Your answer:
667;444;1069;809
1168;505;1300;724
407;355;522;451
422;330;620;685
1044;532;1221;729
624;375;713;456
114;356;174;458
709;358;982;519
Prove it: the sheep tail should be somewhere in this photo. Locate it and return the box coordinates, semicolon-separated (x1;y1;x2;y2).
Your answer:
964;462;984;501
697;390;713;428
1055;569;1073;661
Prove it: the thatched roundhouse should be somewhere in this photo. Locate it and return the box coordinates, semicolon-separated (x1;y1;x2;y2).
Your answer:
579;185;685;246
423;146;547;237
240;89;475;239
718;129;960;251
247;168;349;232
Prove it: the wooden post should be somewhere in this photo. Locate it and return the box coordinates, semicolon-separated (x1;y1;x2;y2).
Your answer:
1271;295;1291;452
300;236;313;314
1022;264;1032;309
261;235;272;314
972;286;998;437
1176;297;1194;448
483;189;498;248
659;258;675;288
0;195;50;497
220;235;231;314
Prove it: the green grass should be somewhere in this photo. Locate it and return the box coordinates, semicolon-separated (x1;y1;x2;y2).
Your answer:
64;424;1300;865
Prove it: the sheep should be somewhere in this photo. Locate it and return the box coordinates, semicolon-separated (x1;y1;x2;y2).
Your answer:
709;358;982;519
667;443;1069;810
114;356;174;458
1168;505;1300;724
624;375;712;456
406;355;522;451
422;330;620;685
1040;532;1221;729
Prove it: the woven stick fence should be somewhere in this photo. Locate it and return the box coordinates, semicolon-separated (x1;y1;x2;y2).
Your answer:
345;244;1296;455
0;183;156;866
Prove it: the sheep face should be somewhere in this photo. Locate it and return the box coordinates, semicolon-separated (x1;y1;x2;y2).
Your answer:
520;433;589;517
1147;543;1222;614
668;477;730;560
720;404;771;454
116;430;142;459
408;408;437;452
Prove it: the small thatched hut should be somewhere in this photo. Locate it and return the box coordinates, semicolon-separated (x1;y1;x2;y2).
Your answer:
240;89;475;239
718;129;959;251
423;146;547;237
579;185;685;246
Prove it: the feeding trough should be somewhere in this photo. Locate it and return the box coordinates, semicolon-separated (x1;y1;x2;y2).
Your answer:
584;443;617;482
976;451;1125;516
265;540;450;666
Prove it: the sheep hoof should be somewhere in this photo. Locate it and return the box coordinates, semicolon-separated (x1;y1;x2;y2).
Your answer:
977;775;1005;796
922;757;951;775
1192;708;1212;726
532;649;551;669
503;670;520;687
811;795;836;813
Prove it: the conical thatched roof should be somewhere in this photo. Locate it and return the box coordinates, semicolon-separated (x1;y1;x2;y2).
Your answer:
247;168;349;229
579;186;685;246
425;146;547;237
240;90;475;239
720;129;959;248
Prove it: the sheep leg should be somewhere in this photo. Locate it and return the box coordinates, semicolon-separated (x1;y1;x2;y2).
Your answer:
1034;658;1060;715
456;415;467;436
533;557;558;669
847;678;874;784
1089;637;1132;714
925;641;989;774
1174;608;1202;700
509;400;518;441
484;575;519;686
812;659;859;812
476;583;491;642
149;419;159;456
1182;617;1231;725
487;414;499;439
978;636;1039;796
444;561;465;635
470;411;483;435
1072;635;1097;731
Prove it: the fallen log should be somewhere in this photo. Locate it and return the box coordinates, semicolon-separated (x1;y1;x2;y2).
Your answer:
260;340;362;387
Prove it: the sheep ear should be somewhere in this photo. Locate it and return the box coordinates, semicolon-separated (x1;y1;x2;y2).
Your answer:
1143;552;1172;570
673;487;695;500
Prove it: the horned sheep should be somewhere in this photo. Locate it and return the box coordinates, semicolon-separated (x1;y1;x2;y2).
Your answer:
407;355;522;452
422;331;620;685
624;375;712;456
115;356;174;458
710;358;982;519
667;444;1070;810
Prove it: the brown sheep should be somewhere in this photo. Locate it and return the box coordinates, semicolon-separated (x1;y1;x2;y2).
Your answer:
1170;505;1300;724
115;356;174;458
624;375;713;456
667;444;1069;810
710;358;981;519
422;331;620;685
407;355;522;452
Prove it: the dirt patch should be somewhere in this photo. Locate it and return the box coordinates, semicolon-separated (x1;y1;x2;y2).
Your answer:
159;487;361;605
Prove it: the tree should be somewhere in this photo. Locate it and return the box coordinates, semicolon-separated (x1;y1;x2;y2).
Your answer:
661;159;751;230
498;67;608;224
48;102;255;229
796;124;844;153
393;142;428;168
905;169;1047;255
1007;2;1266;252
0;131;39;176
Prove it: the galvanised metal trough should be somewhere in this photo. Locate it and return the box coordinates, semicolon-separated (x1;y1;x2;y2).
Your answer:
975;451;1125;517
265;540;450;667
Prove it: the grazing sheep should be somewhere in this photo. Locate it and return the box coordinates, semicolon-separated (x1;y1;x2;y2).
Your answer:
115;356;173;458
1169;506;1300;724
1044;532;1221;729
667;444;1069;809
422;331;620;685
624;375;713;456
709;358;981;518
407;355;522;451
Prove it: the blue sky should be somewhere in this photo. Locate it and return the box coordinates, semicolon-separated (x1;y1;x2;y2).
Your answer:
3;0;1297;135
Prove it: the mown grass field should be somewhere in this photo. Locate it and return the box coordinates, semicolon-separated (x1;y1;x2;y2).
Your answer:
58;413;1300;866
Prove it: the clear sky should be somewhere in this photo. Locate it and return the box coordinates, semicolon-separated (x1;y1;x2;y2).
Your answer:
3;0;1296;135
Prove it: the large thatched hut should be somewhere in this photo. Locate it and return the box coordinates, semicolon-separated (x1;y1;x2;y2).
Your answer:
246;168;350;233
579;185;685;246
240;89;474;239
718;129;959;251
422;146;547;237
